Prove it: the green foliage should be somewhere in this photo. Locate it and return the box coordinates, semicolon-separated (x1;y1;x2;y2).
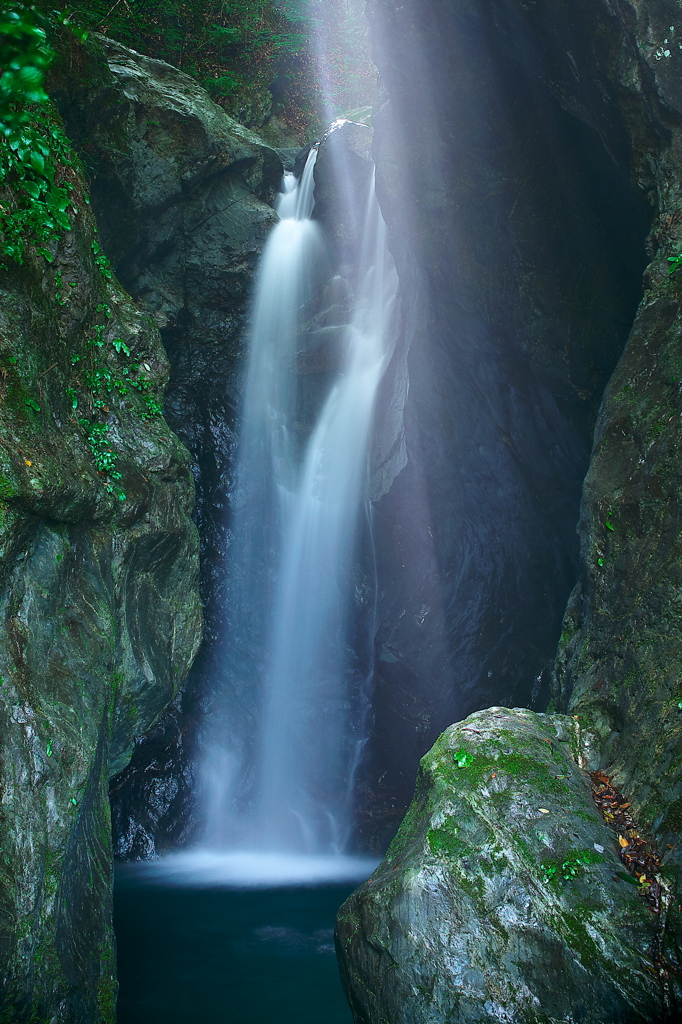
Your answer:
79;417;126;500
0;4;80;265
1;5;162;503
84;422;117;473
141;394;163;420
28;0;375;131
668;253;682;275
34;0;312;110
0;111;76;264
91;238;112;279
453;749;473;769
67;315;163;499
0;5;52;133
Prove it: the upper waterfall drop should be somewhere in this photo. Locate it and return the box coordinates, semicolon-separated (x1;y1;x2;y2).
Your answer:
192;138;397;883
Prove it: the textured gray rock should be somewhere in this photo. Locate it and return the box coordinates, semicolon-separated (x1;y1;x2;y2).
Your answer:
0;120;201;1020
47;34;284;856
337;708;667;1024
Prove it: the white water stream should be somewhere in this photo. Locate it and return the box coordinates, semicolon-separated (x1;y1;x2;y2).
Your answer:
184;140;397;885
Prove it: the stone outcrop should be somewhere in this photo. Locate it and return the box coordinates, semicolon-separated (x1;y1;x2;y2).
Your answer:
0;117;201;1020
46;34;284;856
553;0;682;981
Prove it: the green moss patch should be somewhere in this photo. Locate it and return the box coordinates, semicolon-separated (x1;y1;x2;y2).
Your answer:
540;848;604;886
432;746;572;799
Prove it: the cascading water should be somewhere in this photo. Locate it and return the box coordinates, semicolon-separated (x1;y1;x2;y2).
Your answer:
159;135;397;886
253;170;397;856
199;151;325;858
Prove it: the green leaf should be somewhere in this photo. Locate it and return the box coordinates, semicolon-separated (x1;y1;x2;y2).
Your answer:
21;179;41;199
453;749;473;769
29;150;45;173
617;871;639;886
18;65;42;84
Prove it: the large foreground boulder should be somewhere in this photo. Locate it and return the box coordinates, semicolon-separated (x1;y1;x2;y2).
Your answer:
337;708;671;1023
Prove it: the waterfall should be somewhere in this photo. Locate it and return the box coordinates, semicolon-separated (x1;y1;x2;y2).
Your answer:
166;139;396;886
253;170;397;855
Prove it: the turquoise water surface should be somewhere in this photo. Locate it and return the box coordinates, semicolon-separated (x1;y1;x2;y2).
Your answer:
114;872;356;1024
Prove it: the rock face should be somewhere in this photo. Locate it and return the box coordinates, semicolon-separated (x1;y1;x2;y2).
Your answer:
48;34;284;856
0;123;201;1020
553;0;682;978
356;0;653;844
337;708;669;1024
340;0;682;1018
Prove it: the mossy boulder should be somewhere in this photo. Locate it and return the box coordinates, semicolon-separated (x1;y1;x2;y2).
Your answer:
337;708;667;1024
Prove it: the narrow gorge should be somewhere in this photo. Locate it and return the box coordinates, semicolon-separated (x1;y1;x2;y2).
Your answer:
1;0;682;1021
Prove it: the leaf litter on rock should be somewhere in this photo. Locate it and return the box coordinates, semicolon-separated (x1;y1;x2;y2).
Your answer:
589;769;682;987
590;768;662;911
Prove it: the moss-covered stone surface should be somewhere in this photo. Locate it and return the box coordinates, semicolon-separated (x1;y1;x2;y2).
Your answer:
336;708;667;1023
0;110;201;1021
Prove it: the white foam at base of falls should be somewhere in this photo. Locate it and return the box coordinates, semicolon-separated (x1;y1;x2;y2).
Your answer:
118;851;379;889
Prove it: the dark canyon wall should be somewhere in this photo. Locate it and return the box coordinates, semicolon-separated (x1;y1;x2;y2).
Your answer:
357;0;653;844
554;0;682;971
338;0;682;1020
